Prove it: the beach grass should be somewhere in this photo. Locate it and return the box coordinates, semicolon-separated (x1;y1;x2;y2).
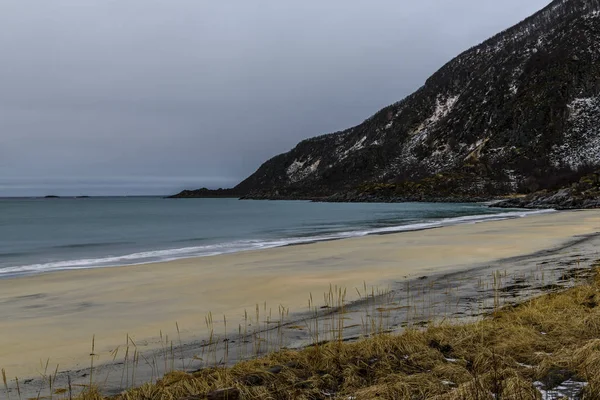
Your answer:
40;263;600;399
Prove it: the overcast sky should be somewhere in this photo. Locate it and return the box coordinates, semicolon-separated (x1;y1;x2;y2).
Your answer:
0;0;551;196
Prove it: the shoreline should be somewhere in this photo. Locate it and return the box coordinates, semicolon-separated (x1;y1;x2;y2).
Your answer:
2;210;600;396
0;207;553;280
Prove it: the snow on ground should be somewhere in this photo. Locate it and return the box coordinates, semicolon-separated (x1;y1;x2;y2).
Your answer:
346;136;367;154
286;158;321;183
335;136;369;162
551;96;600;169
387;94;461;176
507;170;518;190
286;160;306;176
534;379;588;400
426;95;459;126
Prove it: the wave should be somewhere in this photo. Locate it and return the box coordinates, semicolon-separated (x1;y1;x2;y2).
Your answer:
170;237;210;244
0;208;554;278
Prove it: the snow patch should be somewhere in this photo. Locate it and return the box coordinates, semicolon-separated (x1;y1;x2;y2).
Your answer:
504;169;519;191
286;160;306;176
389;93;461;175
534;379;588;400
551;96;600;169
406;95;457;140
346;136;367;153
468;138;487;152
516;362;533;369
427;95;459;126
286;158;321;183
336;136;369;161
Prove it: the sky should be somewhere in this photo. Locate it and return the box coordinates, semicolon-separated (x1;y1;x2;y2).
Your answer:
0;0;551;196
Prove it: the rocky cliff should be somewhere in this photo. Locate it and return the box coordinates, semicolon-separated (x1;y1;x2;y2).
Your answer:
494;172;600;209
229;0;600;201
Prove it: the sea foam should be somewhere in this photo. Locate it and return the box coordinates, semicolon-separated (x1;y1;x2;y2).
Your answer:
0;208;554;278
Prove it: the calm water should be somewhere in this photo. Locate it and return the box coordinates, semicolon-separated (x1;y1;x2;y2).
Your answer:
0;197;550;278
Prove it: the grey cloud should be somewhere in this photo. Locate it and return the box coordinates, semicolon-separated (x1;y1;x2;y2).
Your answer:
0;0;550;196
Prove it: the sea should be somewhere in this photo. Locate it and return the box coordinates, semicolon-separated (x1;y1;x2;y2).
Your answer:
0;197;553;279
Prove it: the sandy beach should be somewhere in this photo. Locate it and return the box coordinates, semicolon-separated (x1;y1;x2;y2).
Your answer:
2;210;600;387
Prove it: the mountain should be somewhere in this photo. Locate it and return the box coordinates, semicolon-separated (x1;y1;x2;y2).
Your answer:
177;0;600;202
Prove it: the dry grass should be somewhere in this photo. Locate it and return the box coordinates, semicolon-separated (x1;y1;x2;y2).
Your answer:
45;266;600;399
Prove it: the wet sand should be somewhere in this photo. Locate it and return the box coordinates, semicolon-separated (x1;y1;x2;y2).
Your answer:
1;210;600;393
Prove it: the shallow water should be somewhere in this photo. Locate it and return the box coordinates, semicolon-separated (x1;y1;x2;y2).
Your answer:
0;197;550;277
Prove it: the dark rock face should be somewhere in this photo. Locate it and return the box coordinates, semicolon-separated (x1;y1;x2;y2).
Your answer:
232;0;600;202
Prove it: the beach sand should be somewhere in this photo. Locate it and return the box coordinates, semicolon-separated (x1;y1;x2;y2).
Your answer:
1;210;600;385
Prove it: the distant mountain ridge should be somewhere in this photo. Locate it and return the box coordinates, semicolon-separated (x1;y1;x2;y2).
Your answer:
175;0;600;202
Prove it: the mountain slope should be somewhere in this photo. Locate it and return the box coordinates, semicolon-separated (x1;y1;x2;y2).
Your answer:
192;0;600;201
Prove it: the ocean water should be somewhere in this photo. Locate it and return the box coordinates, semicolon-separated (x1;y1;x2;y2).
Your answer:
0;197;551;278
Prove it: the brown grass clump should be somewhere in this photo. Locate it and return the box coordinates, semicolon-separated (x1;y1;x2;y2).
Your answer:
21;266;600;399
